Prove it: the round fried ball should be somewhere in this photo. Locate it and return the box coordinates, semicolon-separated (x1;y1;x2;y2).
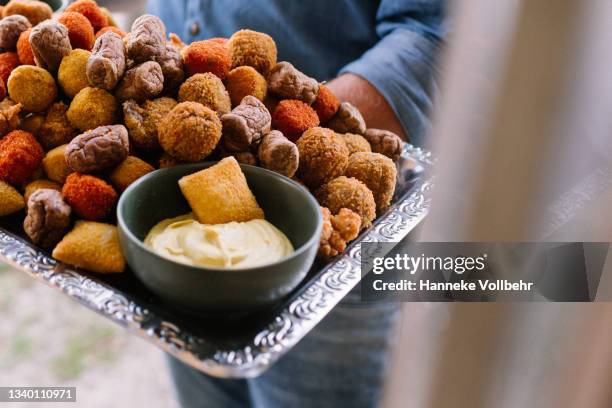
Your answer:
178;73;231;115
58;12;95;51
342;133;371;155
317;176;376;229
296;127;349;188
226;66;267;107
345;152;397;213
227;29;277;76
7;65;57;112
3;0;52;26
16;28;34;65
0;130;43;185
58;49;91;99
65;0;108;32
95;26;125;39
62;172;117;221
67;87;118;132
312;84;340;124
272;99;320;142
123;97;177;151
158;101;222;162
183;39;231;79
24;179;61;201
0;52;20;84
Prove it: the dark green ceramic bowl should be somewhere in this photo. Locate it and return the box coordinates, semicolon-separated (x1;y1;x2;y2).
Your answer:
117;162;322;315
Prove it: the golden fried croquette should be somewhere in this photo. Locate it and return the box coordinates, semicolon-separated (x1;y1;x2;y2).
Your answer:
122;97;177;151
52;221;125;273
58;11;95;51
109;156;154;192
0;129;43;185
42;144;72;183
272;99;319;142
312;84;340;124
342;133;371;155
296;127;349;188
38;102;77;150
20;113;43;135
179;156;264;224
0;97;21;136
3;0;52;26
317;176;376;229
318;206;361;259
67;87;118;132
7;65;56;112
158;101;222;162
62;172;117;220
178;73;231;115
345;152;397;213
64;0;108;32
58;49;91;99
183;39;231;79
0;179;24;216
227;29;277;76
16;28;34;65
24;179;61;201
225;66;267;107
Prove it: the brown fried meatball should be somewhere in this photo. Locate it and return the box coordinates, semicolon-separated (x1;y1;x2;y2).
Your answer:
29;20;72;72
363;128;404;162
122;97;176;151
115;61;164;102
296;127;348;188
65;124;129;173
267;61;319;104
0;15;30;52
38;102;77;150
327;102;366;135
342;133;371;155
345;152;397;213
86;31;126;90
221;95;271;152
317;176;376;229
126;14;165;63
257;130;299;178
23;188;71;248
178;73;231;115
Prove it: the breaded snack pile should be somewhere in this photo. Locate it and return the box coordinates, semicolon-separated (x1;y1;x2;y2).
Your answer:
0;0;405;273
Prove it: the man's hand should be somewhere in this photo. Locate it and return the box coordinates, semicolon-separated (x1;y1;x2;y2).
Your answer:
326;73;408;141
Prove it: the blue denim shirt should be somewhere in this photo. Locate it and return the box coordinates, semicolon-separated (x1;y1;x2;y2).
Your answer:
147;0;444;146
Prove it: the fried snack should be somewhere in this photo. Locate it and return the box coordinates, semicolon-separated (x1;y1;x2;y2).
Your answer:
95;26;125;39
64;0;108;32
62;172;117;220
178;73;231;115
272;99;319;142
227;29;277;76
296;127;348;188
24;179;61;200
346;152;397;213
318;207;361;259
20;112;43;134
29;20;72;72
267;61;319;104
0;98;21;136
0;15;30;52
38;102;77;150
65;125;129;173
115;61;163;102
3;0;52;26
0;179;24;216
158;101;222;162
58;11;95;51
109;155;154;191
363;128;404;162
221;95;271;152
158;152;181;169
178;156;264;224
52;221;125;274
67;87;118;132
312;84;340;124
86;31;126;90
16;28;33;64
217;147;258;166
42;144;72;183
317;176;376;229
126;14;165;63
0;130;43;185
0;80;5;101
7;65;57;112
258;130;299;178
327;102;366;134
342;133;371;155
225;66;266;107
0;51;20;83
183;39;231;79
58;49;90;98
154;42;184;94
122;97;176;151
23;188;71;248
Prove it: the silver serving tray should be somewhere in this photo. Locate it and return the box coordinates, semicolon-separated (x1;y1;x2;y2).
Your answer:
0;144;433;378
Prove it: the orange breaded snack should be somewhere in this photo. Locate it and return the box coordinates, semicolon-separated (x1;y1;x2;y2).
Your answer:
95;26;125;39
58;12;95;51
65;0;108;32
16;29;34;65
0;130;43;185
312;84;340;124
226;66;267;107
183;39;231;79
0;52;20;84
62;173;117;221
178;157;264;224
0;78;5;100
3;0;52;26
272;99;320;142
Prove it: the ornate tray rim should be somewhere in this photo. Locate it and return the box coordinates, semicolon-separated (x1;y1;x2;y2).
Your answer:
0;144;434;378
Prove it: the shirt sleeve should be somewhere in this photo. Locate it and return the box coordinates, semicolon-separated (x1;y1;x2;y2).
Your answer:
338;0;445;146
